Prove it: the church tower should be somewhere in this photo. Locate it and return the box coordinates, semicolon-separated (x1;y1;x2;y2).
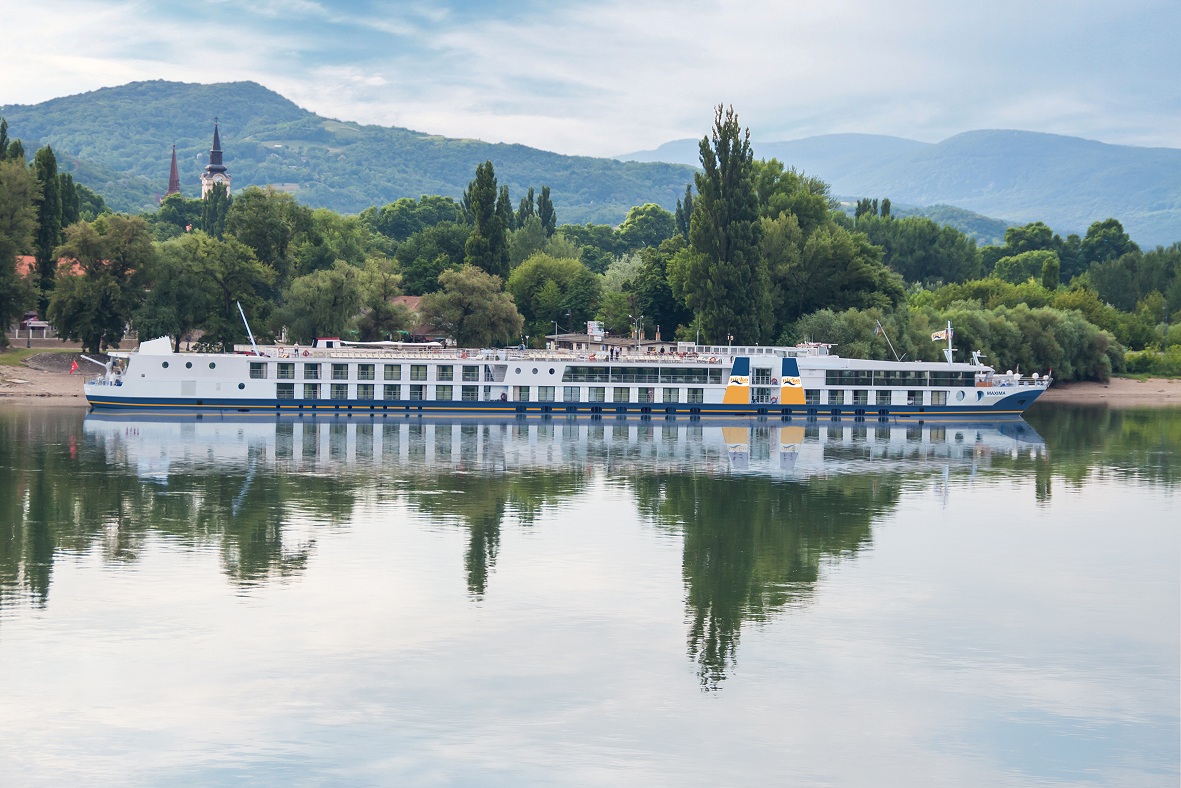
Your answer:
163;144;181;199
200;120;231;198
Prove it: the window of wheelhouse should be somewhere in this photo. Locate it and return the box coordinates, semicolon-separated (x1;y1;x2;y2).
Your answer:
249;362;267;379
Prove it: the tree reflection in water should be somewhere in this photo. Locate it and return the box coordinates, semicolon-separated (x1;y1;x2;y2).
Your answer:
7;407;1170;687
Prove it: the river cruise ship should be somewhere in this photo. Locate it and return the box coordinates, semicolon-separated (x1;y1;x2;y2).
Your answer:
84;333;1051;419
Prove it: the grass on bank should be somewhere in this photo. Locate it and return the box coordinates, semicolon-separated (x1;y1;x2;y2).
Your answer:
0;347;78;367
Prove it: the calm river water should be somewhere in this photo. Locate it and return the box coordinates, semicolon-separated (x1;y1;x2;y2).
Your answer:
0;405;1177;785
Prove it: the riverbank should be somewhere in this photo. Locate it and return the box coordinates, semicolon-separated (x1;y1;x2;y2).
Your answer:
3;350;1180;409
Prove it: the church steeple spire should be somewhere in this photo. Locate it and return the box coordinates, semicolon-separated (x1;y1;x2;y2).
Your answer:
200;118;231;198
164;144;181;198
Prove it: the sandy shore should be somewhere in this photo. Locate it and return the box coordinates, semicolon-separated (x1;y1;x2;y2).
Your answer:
2;352;1179;410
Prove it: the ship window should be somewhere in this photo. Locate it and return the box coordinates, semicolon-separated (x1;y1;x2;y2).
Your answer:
805;389;820;405
752;368;772;386
357;364;375;381
853;390;869;405
563;386;580;402
277;363;294;380
209;362;216;369
437;365;453;381
410;365;427;381
303;383;320;400
663;387;679;403
383;384;401;400
931;390;948;406
436;385;453;401
637;387;654;403
588;387;606;402
185;362;193;369
462;365;480;382
614;387;630;403
384;364;401;380
611;366;659;383
462;385;479;402
828;389;845;406
330;383;348;400
409;385;425;400
304;363;320;380
907;390;923;406
357;384;375;400
538;386;555;402
709;369;723;385
277;383;295;399
877;390;892;406
238;383;245;390
513;386;531;401
562;366;609;383
250;362;267;379
162;362;169;368
687;388;704;404
752;387;772;404
332;364;349;381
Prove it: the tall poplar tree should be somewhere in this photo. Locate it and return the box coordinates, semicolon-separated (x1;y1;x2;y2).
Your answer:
463;161;509;278
683;105;769;343
674;184;694;241
32;146;63;314
537;186;556;237
201;182;231;239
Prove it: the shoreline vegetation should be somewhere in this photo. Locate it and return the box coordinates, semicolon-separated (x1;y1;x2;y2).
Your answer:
2;351;1178;409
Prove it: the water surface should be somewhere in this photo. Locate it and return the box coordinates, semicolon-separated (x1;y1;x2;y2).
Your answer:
0;406;1177;784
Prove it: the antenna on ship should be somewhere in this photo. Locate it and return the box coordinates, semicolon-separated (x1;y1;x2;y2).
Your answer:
874;320;902;362
237;300;261;355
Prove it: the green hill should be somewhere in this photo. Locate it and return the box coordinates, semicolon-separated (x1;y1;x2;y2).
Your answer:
1;80;696;224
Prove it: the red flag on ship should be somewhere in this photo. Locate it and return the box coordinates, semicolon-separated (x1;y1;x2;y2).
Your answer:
69;359;78;375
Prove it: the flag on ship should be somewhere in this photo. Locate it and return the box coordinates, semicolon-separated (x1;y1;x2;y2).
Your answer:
69;359;78;375
931;328;953;341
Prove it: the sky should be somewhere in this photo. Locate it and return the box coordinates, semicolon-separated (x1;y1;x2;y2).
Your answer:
4;0;1179;157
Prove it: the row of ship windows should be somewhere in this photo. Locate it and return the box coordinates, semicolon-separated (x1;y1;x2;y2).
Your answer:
251;362;483;382
800;389;950;406
275;384;707;403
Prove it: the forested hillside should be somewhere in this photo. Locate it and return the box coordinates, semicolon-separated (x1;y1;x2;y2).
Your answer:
0;80;695;224
619;131;1181;247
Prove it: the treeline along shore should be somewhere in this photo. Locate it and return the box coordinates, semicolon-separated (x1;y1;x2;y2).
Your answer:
2;106;1179;384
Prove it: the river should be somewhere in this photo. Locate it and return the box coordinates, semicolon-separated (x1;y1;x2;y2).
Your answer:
0;405;1177;784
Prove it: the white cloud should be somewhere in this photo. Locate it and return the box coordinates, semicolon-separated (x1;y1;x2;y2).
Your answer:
2;0;1178;156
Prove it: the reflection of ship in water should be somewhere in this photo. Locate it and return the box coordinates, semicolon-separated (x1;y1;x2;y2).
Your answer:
83;414;1045;481
73;414;1047;689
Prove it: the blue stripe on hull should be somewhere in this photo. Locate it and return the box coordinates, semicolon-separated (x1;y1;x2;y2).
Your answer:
86;388;1044;419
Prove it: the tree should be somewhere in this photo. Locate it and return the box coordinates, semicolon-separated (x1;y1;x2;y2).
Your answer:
48;215;154;353
618;203;676;252
674;184;694;241
276;261;362;343
506;252;601;336
32;146;63;313
1080;218;1139;269
631;236;692;339
1041;253;1061;290
370;195;462;242
420;265;523;347
463;161;509;278
224;186;305;277
0;159;41;347
508;215;549;268
993;250;1058;285
396;220;469;294
355;257;413;341
516;187;535;227
197;234;276;351
132;232;213;350
682;105;769;343
201;182;231;239
537;186;556;237
1003;222;1055;256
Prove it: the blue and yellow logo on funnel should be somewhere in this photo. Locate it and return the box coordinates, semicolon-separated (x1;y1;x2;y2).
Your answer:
723;357;751;404
778;357;805;405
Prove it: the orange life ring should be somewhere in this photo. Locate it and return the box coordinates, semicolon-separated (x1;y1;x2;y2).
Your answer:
302;350;310;357
709;356;718;364
772;378;778;385
589;354;596;361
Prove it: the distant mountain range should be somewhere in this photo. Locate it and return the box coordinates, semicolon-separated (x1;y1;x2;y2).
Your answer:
3;81;1177;247
0;80;695;226
619;132;1181;247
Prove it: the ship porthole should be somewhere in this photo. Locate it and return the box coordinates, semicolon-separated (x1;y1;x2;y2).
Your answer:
238;383;245;390
209;362;216;369
956;390;965;401
161;361;169;368
532;368;538;374
185;361;193;369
